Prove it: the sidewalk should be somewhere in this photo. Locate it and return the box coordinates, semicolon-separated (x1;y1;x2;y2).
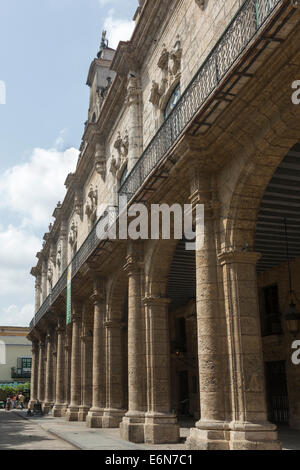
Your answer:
14;411;300;450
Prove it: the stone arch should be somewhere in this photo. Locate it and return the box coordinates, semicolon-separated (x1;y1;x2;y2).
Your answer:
223;137;300;251
144;239;179;298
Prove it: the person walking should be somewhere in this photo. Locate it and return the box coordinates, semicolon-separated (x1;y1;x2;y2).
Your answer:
5;396;11;411
19;393;25;410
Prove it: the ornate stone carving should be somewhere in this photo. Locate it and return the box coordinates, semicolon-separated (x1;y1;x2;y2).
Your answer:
68;220;78;247
85;184;98;223
149;36;182;109
56;244;62;269
110;131;129;176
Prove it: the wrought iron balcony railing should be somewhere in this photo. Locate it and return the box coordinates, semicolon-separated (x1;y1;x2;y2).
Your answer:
11;368;31;379
119;0;282;200
29;0;283;332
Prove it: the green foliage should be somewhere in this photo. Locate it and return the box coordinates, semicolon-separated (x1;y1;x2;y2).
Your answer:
0;382;31;401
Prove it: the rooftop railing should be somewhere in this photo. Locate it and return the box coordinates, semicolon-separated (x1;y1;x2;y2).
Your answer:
29;0;283;332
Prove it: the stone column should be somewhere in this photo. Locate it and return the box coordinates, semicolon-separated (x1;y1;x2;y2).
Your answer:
37;337;46;404
43;327;55;413
41;261;48;302
126;75;142;172
62;329;72;416
78;308;93;422
120;245;147;443
66;304;82;421
219;251;281;450
35;275;42;313
86;277;106;428
187;171;229;450
144;297;180;444
28;339;39;409
102;320;126;428
53;318;65;417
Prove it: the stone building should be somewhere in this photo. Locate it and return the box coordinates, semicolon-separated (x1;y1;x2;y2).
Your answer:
28;0;300;450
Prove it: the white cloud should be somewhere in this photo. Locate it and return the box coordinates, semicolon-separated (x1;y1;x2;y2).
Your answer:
103;9;135;49
0;146;79;229
0;136;79;327
0;304;34;327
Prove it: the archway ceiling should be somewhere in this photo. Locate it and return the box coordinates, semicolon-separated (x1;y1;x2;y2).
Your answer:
256;143;300;272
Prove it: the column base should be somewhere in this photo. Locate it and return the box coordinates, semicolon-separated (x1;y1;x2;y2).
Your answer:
86;408;104;428
229;421;282;450
52;404;65;417
42;402;54;415
65;405;80;421
144;413;180;444
78;406;91;422
28;400;37;410
102;408;126;428
186;420;230;450
61;404;69;417
120;412;145;443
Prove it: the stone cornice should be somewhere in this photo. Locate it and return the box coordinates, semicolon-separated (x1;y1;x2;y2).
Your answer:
218;251;262;266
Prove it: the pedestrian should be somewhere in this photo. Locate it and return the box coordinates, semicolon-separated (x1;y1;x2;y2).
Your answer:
18;393;25;410
5;396;11;411
12;395;16;409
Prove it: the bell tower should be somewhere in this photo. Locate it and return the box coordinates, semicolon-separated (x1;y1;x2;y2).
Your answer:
86;31;116;123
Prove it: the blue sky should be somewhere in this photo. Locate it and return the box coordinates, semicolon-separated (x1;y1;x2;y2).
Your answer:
0;0;136;326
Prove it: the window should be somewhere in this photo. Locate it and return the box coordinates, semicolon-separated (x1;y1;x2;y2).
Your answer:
164;84;181;119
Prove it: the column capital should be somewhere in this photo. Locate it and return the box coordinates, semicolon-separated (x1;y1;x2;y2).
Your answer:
124;255;143;276
90;292;105;305
218;250;261;266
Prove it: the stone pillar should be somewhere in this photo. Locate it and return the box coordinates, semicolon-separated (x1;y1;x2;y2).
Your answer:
41;261;48;302
144;297;180;444
126;75;142;172
66;304;82;421
43;327;55;413
62;329;71;416
28;339;39;409
78;308;93;422
53;318;65;417
219;251;281;450
37;337;46;404
35;275;42;313
102;320;126;428
86;277;106;428
120;246;147;443
186;171;229;450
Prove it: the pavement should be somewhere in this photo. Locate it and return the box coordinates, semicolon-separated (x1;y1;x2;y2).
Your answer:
1;410;300;450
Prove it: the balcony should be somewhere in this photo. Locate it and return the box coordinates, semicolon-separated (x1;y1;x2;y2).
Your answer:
11;368;31;379
29;0;288;332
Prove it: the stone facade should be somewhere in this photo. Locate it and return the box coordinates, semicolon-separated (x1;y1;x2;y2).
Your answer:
28;0;300;450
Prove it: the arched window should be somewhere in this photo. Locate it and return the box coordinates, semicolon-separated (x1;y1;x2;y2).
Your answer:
164;84;181;119
120;165;128;187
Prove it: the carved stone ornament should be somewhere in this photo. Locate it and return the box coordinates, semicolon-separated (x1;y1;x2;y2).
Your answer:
85;184;98;223
149;36;182;109
110;131;129;175
125;75;141;107
56;244;62;268
47;266;53;283
68;220;78;246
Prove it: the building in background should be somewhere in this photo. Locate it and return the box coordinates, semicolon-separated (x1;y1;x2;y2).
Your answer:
0;327;32;385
